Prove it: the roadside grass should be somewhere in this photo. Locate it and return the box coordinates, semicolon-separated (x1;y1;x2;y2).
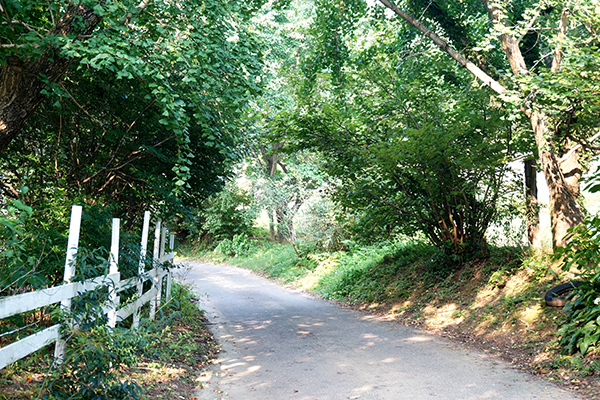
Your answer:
180;237;301;282
184;239;600;399
0;281;217;400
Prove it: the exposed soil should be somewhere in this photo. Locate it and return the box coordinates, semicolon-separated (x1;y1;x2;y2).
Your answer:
126;315;220;400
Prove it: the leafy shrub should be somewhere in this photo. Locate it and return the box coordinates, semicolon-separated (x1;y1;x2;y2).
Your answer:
41;292;143;400
425;247;460;281
555;217;600;355
324;241;433;301
215;234;252;257
295;196;351;251
0;199;38;295
201;183;256;241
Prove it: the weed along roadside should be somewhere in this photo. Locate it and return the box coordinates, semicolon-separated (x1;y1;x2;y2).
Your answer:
181;239;600;400
0;278;218;400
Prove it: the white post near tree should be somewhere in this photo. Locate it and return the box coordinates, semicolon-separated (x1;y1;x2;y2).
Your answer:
157;223;168;309
150;219;161;320
107;218;120;329
53;205;82;365
166;232;174;300
133;211;151;329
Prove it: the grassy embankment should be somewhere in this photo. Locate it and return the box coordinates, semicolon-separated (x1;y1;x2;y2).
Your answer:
181;237;600;399
0;282;217;400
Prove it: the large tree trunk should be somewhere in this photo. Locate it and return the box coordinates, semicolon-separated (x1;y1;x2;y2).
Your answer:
377;0;583;248
268;209;277;241
0;3;101;152
483;0;583;248
530;111;582;248
259;142;286;242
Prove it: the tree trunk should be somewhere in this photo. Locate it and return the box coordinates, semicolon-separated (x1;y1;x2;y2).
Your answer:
530;111;582;248
482;1;582;248
268;209;276;241
259;142;286;242
0;3;101;152
524;159;541;247
276;207;286;243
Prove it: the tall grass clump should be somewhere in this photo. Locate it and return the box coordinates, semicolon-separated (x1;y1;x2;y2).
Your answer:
318;241;435;302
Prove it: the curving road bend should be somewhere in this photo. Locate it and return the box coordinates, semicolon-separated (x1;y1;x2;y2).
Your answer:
176;261;580;400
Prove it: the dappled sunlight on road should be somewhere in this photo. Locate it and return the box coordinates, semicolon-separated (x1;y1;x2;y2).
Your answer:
402;335;432;343
181;261;577;400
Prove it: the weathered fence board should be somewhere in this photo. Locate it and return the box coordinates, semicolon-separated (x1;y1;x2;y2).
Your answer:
0;325;61;370
0;273;120;320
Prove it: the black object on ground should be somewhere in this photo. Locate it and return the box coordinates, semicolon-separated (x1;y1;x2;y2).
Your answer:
544;281;582;307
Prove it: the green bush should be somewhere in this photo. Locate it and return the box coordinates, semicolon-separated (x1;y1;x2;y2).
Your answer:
40;293;143;400
295;197;351;251
39;279;202;400
215;234;252;257
555;217;600;355
322;241;432;301
201;183;256;241
0;198;38;295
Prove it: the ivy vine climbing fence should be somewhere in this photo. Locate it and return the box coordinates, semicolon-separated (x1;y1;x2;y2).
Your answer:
0;205;175;370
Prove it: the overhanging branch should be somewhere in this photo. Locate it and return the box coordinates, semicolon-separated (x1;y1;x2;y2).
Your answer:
377;0;507;95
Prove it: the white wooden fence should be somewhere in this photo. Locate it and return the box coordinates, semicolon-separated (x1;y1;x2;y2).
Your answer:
0;205;175;370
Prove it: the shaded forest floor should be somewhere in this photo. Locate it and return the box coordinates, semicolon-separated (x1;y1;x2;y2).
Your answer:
184;240;600;400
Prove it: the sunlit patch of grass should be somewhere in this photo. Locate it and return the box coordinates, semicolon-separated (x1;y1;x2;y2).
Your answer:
296;252;341;291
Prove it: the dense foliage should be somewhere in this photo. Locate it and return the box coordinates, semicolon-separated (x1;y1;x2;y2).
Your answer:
556;214;600;355
279;4;521;256
0;0;272;290
0;0;268;221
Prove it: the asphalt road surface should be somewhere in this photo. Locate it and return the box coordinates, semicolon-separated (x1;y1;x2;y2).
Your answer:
176;261;580;400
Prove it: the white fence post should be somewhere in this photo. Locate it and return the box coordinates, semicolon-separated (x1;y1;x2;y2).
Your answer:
165;233;174;301
53;205;83;365
155;225;167;309
107;218;120;328
0;206;176;371
149;219;161;320
133;211;151;329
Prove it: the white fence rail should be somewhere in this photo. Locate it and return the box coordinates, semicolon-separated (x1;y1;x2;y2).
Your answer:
0;205;175;370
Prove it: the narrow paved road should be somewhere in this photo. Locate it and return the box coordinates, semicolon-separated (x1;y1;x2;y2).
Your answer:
177;261;579;400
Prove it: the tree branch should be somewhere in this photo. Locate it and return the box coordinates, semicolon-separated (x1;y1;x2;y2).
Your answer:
377;0;507;94
0;180;19;197
561;131;600;161
481;0;528;76
551;8;571;73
